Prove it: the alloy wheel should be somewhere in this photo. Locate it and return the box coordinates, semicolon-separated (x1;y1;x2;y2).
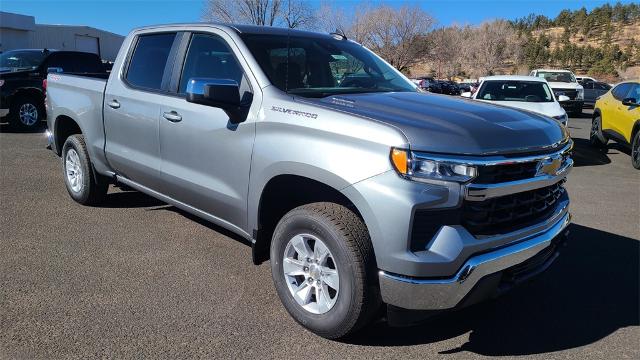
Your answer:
19;103;39;126
282;234;339;314
65;148;83;193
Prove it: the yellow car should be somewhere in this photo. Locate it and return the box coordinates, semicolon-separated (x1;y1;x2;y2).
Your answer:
591;80;640;169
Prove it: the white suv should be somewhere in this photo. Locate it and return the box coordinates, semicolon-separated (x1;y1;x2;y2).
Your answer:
530;69;584;115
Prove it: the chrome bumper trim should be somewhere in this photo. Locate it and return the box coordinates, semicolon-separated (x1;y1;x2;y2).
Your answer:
0;108;9;118
465;158;572;201
379;212;571;310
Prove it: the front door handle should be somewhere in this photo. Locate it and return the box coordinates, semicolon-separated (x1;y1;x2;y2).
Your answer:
163;111;182;122
107;100;120;109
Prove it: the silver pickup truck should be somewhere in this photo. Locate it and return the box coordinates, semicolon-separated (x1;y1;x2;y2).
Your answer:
46;23;572;339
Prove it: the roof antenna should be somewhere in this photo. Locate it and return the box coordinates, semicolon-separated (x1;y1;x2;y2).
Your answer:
330;29;347;41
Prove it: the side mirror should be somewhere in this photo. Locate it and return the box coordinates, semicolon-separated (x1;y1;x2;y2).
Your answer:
47;67;63;73
622;97;638;106
557;95;570;102
186;78;252;123
461;92;472;98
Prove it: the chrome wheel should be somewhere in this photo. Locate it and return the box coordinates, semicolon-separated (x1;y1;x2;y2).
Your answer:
65;149;83;193
283;234;339;314
19;103;39;126
590;117;600;139
633;134;640;168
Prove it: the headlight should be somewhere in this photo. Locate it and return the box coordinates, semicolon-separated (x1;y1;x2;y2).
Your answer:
577;89;584;100
391;148;478;183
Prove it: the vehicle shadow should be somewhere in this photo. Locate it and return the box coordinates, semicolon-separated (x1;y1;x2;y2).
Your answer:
0;121;46;133
99;189;166;208
347;224;639;356
571;138;611;167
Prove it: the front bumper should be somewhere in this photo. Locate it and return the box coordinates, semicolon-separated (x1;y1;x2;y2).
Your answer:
379;211;571;310
0;108;9;118
559;100;583;112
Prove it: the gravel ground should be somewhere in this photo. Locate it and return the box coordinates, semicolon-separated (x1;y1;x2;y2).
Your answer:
1;111;638;359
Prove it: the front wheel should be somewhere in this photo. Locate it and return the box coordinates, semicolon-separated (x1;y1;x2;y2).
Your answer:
632;131;640;170
62;135;109;205
270;203;379;339
10;96;44;131
589;115;607;148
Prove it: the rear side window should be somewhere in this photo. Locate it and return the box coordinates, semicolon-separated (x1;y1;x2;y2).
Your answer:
612;83;633;101
46;52;103;73
126;33;176;90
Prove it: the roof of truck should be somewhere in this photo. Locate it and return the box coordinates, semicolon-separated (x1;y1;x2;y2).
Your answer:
132;22;337;39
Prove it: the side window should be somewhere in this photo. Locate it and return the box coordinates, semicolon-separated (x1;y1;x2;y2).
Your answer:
179;34;245;93
595;82;610;91
45;53;74;71
628;83;640;100
612;83;633;101
73;53;103;73
582;81;593;89
126;33;177;90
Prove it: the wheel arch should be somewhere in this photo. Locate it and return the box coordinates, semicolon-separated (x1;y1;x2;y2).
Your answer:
251;173;369;265
53;115;83;156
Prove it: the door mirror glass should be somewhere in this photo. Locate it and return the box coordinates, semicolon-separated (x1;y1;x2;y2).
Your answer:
622;97;637;106
557;95;570;102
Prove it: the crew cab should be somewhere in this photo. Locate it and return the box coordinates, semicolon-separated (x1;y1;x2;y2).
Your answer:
0;49;105;130
46;24;572;338
530;69;584;115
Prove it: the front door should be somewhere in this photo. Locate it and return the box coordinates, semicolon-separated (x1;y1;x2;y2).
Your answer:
158;32;258;232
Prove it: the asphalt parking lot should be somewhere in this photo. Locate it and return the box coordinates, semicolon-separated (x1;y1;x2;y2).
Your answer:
1;110;638;359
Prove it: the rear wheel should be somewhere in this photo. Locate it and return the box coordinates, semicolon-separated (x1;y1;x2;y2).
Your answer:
589;115;607;148
62;134;109;205
10;95;44;131
270;202;379;339
632;131;640;170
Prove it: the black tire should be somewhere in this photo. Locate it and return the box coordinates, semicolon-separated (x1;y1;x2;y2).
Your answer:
270;202;379;339
10;95;44;131
589;114;607;148
61;134;109;205
632;131;640;170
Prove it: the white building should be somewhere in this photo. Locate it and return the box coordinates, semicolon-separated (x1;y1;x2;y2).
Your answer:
0;11;124;61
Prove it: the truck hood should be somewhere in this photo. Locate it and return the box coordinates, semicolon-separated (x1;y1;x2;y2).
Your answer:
314;92;566;155
473;99;565;118
547;81;583;90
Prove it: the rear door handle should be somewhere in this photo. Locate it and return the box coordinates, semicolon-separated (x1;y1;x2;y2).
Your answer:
163;111;182;122
107;100;120;109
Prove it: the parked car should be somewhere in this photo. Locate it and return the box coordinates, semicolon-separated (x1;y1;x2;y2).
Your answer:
0;49;106;130
46;24;572;338
530;69;584;116
439;80;459;95
414;76;442;93
581;81;611;107
591;80;640;169
576;76;596;83
462;75;569;126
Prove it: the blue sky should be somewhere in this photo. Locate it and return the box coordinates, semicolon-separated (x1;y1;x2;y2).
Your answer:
0;0;635;35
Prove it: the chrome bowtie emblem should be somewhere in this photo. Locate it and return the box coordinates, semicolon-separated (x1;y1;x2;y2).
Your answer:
536;155;563;176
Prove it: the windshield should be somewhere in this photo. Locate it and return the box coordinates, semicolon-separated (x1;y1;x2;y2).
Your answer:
240;34;417;98
477;80;554;103
0;50;47;71
536;71;576;83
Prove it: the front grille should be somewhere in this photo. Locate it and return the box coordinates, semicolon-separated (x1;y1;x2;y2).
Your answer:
462;181;566;236
474;162;538;184
553;88;577;100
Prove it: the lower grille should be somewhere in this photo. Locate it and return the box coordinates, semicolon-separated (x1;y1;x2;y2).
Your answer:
462;182;566;236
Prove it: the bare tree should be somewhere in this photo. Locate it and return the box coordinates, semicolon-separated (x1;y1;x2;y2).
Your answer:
468;20;520;76
202;0;314;28
317;4;434;73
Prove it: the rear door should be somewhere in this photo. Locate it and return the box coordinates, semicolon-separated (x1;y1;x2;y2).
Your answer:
157;31;259;231
103;32;180;191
